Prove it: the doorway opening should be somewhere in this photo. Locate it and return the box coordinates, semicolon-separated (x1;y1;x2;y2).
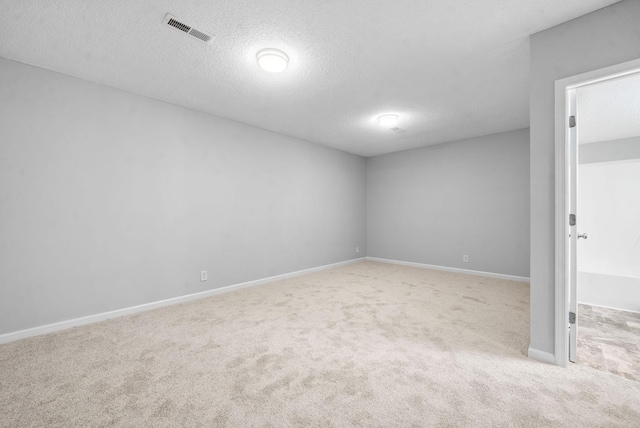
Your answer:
554;58;640;369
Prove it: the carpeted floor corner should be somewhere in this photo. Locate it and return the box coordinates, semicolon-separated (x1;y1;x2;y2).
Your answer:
0;261;638;427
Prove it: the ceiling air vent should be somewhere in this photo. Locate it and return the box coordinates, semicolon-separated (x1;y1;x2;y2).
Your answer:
163;14;214;44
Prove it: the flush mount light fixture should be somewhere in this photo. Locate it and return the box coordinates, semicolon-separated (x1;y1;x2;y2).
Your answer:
377;114;399;128
256;48;289;73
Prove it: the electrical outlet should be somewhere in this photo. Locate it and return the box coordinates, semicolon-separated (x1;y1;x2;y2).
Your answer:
200;270;207;281
356;247;360;253
463;255;469;263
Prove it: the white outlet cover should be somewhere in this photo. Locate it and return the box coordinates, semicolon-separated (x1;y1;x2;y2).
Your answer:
200;270;208;281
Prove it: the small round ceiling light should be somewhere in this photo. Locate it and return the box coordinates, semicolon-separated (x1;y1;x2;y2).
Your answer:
256;48;289;73
377;114;399;128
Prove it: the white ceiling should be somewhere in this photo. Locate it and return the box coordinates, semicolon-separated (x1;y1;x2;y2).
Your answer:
0;0;621;157
577;71;640;144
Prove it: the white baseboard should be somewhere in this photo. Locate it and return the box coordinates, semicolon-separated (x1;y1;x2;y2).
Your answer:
578;302;640;315
527;346;557;365
577;271;640;314
366;257;530;283
0;257;366;345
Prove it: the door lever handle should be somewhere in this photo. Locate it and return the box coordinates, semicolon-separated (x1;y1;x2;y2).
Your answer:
578;233;588;240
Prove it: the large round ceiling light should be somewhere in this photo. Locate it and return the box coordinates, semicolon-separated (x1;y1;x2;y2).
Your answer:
256;48;289;73
377;114;399;128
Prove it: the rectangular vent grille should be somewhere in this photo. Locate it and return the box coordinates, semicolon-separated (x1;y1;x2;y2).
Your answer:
164;14;214;44
188;28;212;43
167;18;190;33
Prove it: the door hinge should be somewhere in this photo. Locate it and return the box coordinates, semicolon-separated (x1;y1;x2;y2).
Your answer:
569;115;576;128
569;214;576;226
569;312;576;324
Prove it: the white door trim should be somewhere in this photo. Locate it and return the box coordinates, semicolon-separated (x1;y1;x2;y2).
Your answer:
568;88;578;363
553;57;640;367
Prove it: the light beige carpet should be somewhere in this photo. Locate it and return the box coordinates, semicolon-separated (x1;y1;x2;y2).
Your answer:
0;261;638;427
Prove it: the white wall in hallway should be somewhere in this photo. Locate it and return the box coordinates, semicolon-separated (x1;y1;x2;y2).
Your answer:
577;159;640;312
578;160;640;278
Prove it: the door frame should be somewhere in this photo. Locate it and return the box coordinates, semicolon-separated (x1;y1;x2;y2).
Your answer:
553;58;640;367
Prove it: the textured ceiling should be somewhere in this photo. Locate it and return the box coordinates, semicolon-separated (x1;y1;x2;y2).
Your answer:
0;0;621;156
577;71;640;144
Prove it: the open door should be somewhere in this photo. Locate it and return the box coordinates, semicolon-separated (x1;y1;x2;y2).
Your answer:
554;58;640;367
568;90;578;363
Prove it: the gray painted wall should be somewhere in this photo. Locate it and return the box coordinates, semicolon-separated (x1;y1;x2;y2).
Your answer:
579;136;640;164
529;0;640;356
0;57;367;335
367;129;530;278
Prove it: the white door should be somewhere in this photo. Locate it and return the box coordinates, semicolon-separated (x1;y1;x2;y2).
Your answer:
568;89;578;363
